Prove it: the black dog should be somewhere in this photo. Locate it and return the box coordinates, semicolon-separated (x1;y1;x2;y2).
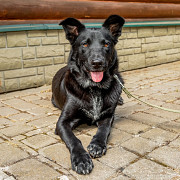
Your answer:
52;15;125;174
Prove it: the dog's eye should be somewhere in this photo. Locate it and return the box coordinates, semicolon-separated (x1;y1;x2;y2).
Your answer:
104;43;109;48
83;43;88;47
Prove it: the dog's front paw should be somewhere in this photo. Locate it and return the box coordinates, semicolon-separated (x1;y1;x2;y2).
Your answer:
71;152;94;174
87;142;107;158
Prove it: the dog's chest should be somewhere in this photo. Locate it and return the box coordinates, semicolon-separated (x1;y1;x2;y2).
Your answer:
81;89;105;122
91;94;103;120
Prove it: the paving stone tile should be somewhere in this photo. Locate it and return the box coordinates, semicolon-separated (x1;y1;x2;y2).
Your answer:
123;159;180;180
0;142;29;166
108;128;132;146
0;138;4;143
116;104;150;118
12;135;26;141
129;112;169;125
0;117;14;126
76;123;96;133
28;114;47;121
149;146;180;169
144;108;180;121
37;91;51;100
120;100;138;109
133;87;156;97
77;134;93;150
22;134;58;149
3;97;22;105
3;99;39;111
158;121;180;133
111;174;131;180
84;126;97;136
1;124;34;137
7;159;60;180
141;128;177;145
28;115;58;128
8;113;34;122
11;140;38;156
175;99;180;105
151;92;180;103
27;106;54;115
115;107;135;118
121;93;134;103
0;101;4;107
163;103;180;111
3;176;15;180
40;125;54;134
0;169;9;179
46;130;61;140
121;137;158;155
113;118;150;135
0;131;10;141
140;97;165;106
25;129;42;136
58;175;76;180
70;160;115;180
31;99;51;107
20;95;41;101
39;143;71;169
177;118;180;122
0;125;5;129
0;107;19;117
37;154;72;177
99;146;138;170
169;137;180;149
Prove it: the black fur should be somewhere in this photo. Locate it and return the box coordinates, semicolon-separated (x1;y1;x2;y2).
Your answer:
52;15;125;174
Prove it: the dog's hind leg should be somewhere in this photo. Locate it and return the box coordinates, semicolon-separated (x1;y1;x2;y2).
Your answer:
115;73;124;106
51;96;59;108
118;96;124;105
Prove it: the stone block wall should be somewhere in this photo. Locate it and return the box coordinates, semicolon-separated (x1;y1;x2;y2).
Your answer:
118;26;180;72
0;26;180;93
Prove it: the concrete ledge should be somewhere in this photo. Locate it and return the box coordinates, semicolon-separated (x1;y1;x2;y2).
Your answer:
1;21;180;32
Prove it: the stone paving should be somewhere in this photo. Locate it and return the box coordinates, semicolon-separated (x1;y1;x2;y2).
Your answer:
0;61;180;180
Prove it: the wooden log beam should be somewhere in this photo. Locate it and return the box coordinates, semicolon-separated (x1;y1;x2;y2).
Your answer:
85;0;180;3
1;0;180;22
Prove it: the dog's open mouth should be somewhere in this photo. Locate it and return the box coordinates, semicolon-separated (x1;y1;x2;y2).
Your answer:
90;72;104;82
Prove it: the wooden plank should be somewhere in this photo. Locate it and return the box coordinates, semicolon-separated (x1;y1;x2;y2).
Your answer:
0;0;180;21
86;0;180;3
2;18;180;26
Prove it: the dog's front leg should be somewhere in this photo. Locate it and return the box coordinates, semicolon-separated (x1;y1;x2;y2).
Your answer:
87;115;114;158
56;107;93;174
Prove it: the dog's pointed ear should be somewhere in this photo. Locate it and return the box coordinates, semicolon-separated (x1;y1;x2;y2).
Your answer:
102;15;125;42
59;18;86;44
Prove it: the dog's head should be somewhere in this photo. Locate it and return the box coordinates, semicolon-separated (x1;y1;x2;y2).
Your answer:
60;15;125;87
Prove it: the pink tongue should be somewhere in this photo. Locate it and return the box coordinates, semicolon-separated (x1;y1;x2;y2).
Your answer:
90;72;104;82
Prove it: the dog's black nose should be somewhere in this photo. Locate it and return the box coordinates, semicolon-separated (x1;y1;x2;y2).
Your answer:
91;59;103;69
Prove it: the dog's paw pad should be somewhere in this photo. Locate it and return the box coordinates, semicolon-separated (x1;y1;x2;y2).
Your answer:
87;143;107;158
71;153;94;174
